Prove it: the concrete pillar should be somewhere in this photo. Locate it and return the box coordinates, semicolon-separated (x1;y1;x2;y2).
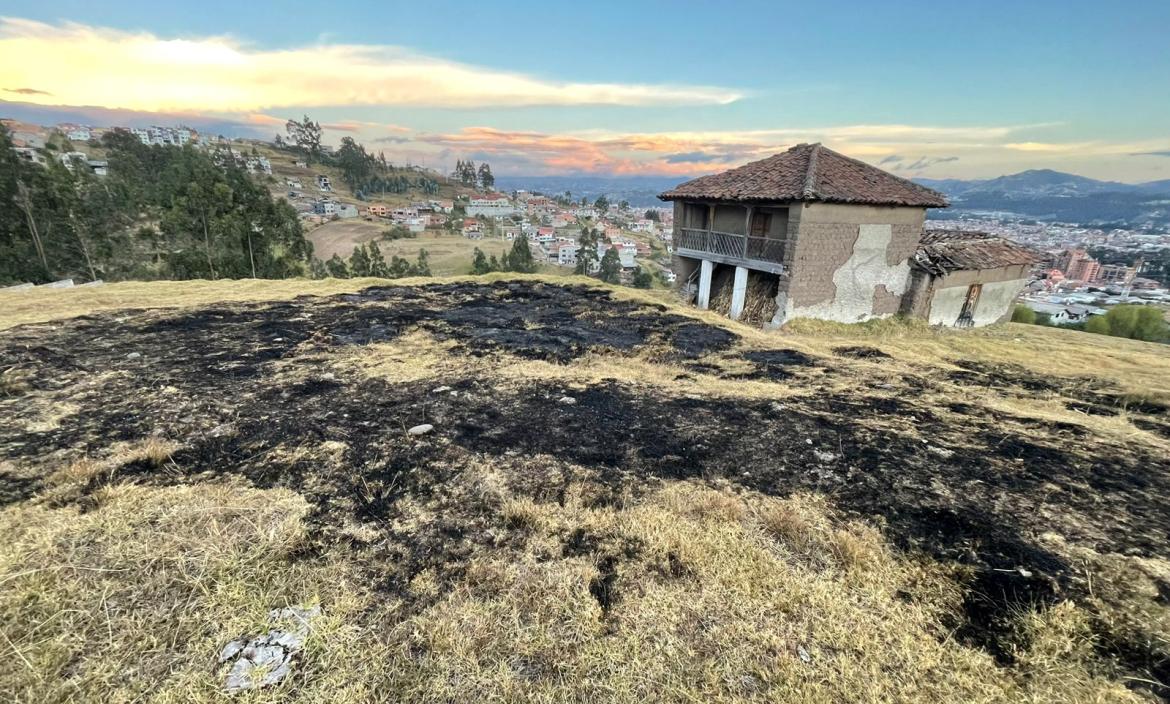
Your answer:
729;266;749;320
697;259;714;310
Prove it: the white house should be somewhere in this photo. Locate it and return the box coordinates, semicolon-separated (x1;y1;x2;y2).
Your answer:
13;147;46;166
1024;301;1104;325
553;243;580;266
466;193;516;217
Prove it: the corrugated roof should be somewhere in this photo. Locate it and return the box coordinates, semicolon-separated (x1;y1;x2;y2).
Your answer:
658;143;948;208
913;230;1044;276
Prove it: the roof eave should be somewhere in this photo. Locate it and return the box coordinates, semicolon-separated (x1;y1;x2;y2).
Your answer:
658;192;948;208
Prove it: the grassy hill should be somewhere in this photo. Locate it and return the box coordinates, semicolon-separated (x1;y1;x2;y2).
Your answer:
241;141;473;209
1;276;1168;702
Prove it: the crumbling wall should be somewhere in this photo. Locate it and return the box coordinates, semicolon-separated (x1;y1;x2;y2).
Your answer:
925;265;1031;327
900;269;937;318
773;203;925;324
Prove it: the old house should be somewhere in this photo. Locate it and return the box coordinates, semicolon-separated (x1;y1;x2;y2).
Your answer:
902;230;1042;326
659;143;1036;327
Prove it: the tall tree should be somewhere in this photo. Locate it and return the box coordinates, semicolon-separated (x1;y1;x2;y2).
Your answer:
349;243;372;277
598;246;622;283
575;227;600;275
413;248;431;276
285;115;323;164
325;254;350;278
477;162;494;190
504;236;537;273
367;241;388;277
471;247;493;275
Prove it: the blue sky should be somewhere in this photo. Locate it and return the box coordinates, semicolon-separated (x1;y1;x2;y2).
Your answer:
2;1;1168;180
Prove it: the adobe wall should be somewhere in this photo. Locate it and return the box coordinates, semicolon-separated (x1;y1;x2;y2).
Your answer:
926;264;1031;326
773;203;926;324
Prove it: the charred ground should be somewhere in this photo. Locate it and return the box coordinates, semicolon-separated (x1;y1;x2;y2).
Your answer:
1;279;1168;701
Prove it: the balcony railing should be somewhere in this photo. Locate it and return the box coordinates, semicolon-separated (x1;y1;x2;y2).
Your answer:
675;228;786;271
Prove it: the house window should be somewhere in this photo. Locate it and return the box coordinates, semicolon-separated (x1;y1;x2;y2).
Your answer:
750;212;772;237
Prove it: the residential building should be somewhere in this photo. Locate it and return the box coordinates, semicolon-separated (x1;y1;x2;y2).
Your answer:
13;147;46;166
466;193;516;217
316;175;332;191
550;242;580;266
1024;302;1103;325
659;143;1039;326
1095;262;1139;286
62;125;92;142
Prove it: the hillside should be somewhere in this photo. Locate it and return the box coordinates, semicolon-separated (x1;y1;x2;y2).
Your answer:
242;141;474;214
916;170;1170;229
1;277;1168;702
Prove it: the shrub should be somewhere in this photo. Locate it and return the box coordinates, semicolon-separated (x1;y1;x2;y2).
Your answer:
1085;304;1168;342
1011;305;1037;324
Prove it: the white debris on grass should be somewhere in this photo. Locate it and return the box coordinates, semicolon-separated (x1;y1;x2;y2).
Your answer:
408;423;434;436
220;605;321;693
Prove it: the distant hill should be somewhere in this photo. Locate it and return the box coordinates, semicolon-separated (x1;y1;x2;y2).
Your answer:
916;169;1170;229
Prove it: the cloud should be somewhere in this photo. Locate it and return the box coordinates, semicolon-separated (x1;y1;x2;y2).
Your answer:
901;156;959;171
411;124;1056;176
4;86;51;95
1132;150;1170;158
0;17;742;112
664;151;721;164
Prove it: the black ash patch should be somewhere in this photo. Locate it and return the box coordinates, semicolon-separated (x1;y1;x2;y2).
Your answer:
1;280;1168;678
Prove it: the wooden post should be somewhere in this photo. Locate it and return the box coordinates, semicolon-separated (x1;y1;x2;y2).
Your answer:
743;205;754;258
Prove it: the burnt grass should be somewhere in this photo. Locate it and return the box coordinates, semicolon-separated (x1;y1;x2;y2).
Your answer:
1;280;1168;690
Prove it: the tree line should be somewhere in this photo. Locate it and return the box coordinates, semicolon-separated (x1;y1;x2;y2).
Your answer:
1;125;312;285
278;116;438;198
471;237;537;275
453;159;494;190
313;241;431;280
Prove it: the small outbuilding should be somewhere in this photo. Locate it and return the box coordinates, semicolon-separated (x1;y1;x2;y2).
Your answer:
901;230;1043;327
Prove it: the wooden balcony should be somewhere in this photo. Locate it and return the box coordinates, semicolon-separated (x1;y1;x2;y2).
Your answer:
674;228;786;275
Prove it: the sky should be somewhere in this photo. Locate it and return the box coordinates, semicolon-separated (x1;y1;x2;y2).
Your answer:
1;1;1169;181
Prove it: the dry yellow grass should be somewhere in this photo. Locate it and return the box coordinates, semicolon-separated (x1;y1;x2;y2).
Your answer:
1;275;1167;702
0;472;1147;703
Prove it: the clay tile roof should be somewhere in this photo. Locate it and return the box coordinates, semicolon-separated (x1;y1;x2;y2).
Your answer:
913;230;1045;276
658;143;948;208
